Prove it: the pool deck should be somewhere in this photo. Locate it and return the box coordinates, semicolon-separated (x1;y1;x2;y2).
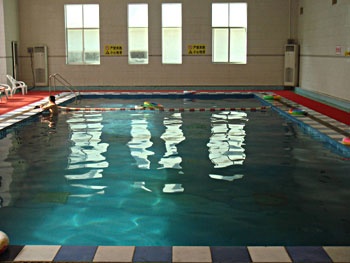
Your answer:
2;245;350;262
0;90;350;262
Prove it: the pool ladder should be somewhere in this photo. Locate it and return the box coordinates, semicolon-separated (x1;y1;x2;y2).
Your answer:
49;73;80;104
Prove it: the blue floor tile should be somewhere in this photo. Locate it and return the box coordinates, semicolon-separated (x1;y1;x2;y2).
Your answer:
133;246;172;262
53;246;97;262
286;246;332;263
0;245;24;262
211;246;251;263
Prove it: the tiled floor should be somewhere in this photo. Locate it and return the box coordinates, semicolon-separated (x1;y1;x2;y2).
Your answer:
0;92;75;132
1;245;350;262
0;91;350;262
259;93;350;157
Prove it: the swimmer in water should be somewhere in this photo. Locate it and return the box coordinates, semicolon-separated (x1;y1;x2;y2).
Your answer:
40;95;58;128
40;95;58;115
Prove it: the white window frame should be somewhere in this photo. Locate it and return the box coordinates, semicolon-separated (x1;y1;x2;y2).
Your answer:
128;4;149;64
162;3;182;64
212;3;247;64
65;4;100;65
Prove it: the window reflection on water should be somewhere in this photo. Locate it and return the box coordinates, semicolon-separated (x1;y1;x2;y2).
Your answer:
65;113;108;197
208;111;247;168
63;111;247;195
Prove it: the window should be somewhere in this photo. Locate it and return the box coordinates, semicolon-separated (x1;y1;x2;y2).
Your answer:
162;3;182;64
65;4;100;65
128;4;148;64
212;3;247;64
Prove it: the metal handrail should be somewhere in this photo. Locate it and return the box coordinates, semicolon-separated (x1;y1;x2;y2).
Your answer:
49;73;80;104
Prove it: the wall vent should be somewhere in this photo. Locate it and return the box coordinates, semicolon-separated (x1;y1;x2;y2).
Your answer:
130;51;148;59
33;45;48;86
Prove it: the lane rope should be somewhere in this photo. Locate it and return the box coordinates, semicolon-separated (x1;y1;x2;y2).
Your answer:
58;106;271;112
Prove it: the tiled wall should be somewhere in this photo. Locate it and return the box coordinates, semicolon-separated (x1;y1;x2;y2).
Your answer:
14;0;295;87
298;0;350;101
4;1;349;103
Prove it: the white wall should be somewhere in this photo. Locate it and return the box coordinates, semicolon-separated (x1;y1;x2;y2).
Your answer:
0;0;6;83
2;0;348;105
0;0;19;83
16;0;294;88
298;0;350;102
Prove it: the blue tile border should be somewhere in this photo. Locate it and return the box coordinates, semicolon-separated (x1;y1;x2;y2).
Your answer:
0;245;23;262
211;246;251;263
133;246;172;262
53;246;97;262
286;246;332;263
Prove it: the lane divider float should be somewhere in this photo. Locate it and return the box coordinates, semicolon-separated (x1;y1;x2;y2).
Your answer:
58;105;271;112
263;94;281;100
288;108;307;116
342;137;350;146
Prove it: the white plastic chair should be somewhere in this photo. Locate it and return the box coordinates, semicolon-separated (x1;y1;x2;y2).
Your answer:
6;75;28;95
0;84;11;102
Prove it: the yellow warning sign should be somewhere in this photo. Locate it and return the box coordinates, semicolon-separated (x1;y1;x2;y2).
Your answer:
104;45;123;56
188;44;206;55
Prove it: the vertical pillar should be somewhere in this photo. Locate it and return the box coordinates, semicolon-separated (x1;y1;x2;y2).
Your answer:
0;0;7;83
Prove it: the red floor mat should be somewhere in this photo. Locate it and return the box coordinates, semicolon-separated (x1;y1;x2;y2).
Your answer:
275;91;350;125
0;91;56;115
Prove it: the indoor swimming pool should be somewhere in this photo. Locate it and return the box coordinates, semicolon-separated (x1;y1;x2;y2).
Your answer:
0;95;349;246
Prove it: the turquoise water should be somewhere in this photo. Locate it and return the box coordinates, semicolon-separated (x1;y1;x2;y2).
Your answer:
0;97;349;245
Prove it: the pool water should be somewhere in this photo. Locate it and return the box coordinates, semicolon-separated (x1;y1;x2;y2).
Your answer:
0;97;349;246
